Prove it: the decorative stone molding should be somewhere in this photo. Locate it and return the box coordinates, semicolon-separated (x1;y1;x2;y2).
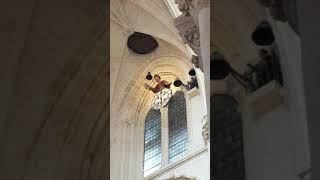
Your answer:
174;15;201;54
174;0;210;72
201;114;209;145
174;15;202;66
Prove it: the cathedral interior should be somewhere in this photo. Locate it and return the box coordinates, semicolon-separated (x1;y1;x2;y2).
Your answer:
1;0;320;180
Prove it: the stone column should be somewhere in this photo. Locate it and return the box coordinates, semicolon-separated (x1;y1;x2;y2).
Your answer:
192;1;211;176
161;107;169;167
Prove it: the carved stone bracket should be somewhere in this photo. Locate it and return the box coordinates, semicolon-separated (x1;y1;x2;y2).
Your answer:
174;15;202;69
201;114;209;145
174;15;201;55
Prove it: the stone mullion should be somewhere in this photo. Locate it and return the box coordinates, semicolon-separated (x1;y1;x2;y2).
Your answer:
161;107;169;167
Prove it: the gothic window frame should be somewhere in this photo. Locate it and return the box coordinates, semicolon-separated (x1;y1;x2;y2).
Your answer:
142;90;191;177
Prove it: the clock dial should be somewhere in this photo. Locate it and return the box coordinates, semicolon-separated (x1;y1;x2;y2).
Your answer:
161;89;172;107
151;89;173;109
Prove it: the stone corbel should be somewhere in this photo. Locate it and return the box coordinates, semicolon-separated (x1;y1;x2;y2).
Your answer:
201;114;209;145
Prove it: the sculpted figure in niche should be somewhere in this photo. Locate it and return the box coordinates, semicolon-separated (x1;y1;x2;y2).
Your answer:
144;74;171;93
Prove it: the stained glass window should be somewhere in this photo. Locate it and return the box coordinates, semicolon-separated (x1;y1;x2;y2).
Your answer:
143;109;162;176
168;92;188;163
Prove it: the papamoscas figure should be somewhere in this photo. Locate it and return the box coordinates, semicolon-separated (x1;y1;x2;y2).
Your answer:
144;74;173;110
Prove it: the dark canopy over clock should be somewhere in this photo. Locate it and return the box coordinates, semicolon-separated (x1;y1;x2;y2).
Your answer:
127;32;159;54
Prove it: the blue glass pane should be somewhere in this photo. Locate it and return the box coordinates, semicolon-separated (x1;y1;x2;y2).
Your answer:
168;92;188;163
143;109;161;176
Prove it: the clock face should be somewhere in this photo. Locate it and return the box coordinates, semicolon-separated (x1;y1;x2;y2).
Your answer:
161;89;172;107
151;89;172;110
151;95;162;110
